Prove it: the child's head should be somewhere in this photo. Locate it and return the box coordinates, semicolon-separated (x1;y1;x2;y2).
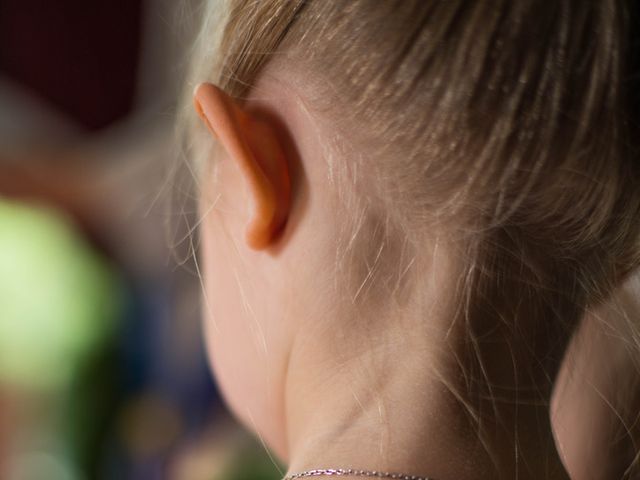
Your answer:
181;0;640;473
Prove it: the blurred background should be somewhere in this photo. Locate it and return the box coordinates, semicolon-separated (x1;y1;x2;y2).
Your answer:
0;1;282;479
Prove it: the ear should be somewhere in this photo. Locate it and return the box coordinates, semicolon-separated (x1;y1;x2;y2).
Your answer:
193;82;291;250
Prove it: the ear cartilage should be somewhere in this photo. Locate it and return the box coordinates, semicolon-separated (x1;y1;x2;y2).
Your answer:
193;97;218;140
192;81;290;252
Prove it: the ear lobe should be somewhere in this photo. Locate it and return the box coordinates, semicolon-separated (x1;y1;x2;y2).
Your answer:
193;82;291;250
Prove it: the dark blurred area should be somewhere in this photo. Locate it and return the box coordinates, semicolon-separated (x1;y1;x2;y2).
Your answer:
0;0;141;130
0;1;282;479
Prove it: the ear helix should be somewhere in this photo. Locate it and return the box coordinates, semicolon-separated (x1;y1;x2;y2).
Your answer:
192;82;287;250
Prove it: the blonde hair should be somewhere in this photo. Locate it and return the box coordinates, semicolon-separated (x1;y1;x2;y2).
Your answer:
178;0;640;472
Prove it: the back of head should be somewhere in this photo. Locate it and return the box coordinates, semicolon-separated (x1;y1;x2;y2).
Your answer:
179;0;640;476
184;0;640;355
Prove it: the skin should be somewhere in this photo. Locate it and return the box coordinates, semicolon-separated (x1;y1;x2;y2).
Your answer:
552;277;640;479
193;74;573;480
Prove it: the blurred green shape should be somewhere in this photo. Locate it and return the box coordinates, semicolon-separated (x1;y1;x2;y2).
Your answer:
0;199;122;391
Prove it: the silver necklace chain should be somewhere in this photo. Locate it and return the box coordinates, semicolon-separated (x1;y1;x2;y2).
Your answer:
283;468;434;480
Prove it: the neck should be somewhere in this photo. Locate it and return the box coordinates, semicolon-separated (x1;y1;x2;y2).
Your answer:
283;306;570;480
